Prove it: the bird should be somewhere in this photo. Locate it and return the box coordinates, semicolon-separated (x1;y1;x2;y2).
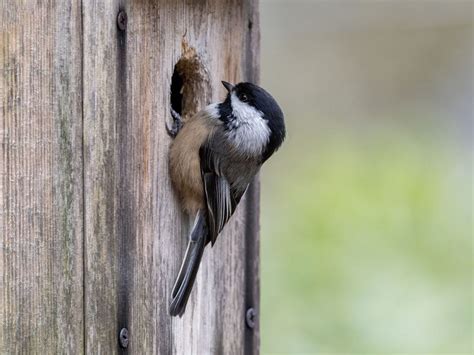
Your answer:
166;80;285;317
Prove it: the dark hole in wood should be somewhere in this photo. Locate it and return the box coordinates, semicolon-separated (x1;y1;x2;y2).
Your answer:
171;49;209;118
170;66;184;115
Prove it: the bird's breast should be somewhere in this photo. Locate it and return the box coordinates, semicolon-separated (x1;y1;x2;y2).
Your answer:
169;112;217;215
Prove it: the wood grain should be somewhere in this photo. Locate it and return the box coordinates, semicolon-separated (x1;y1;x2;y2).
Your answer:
2;0;259;353
243;2;261;354
0;1;84;353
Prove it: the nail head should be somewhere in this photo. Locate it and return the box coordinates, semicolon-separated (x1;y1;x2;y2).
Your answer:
119;327;129;348
246;308;256;329
117;11;128;31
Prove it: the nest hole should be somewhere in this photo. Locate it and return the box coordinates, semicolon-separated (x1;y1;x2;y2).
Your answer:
170;51;210;119
170;68;184;116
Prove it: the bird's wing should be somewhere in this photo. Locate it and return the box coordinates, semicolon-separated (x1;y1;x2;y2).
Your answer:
199;143;245;246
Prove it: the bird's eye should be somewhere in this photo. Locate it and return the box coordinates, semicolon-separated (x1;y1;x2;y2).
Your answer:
240;93;248;102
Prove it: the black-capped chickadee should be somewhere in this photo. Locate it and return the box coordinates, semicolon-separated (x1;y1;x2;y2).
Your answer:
167;81;285;317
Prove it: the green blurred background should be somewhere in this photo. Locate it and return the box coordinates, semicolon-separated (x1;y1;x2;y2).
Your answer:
259;1;473;353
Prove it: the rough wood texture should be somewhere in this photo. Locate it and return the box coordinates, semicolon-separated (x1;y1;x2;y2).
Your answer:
2;0;259;353
0;1;84;353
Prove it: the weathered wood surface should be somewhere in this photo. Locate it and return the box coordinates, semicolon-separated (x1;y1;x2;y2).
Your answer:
0;1;84;353
1;0;259;353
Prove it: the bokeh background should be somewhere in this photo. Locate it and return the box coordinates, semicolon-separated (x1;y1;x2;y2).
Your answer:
259;1;473;353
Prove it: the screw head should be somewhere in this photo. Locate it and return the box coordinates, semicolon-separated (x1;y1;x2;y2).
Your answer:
117;11;127;31
119;328;129;348
245;308;256;329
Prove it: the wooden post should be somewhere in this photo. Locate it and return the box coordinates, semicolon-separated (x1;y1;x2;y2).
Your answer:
1;1;260;354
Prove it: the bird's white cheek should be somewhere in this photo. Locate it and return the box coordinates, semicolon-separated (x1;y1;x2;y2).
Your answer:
228;93;270;156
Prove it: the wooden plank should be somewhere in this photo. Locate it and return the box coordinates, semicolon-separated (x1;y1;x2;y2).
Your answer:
82;0;122;352
243;2;261;354
0;1;84;353
83;0;260;353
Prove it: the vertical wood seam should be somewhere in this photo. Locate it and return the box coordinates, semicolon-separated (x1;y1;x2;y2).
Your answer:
80;0;86;353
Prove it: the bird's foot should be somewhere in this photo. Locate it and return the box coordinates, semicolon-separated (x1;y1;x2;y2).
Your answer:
166;108;183;138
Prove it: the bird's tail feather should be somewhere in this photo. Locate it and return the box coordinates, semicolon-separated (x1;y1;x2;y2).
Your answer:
169;211;207;317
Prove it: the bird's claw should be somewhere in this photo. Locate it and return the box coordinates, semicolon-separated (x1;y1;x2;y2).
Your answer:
166;108;183;138
171;108;181;122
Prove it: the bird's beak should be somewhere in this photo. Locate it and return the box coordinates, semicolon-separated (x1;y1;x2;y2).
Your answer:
221;81;234;93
